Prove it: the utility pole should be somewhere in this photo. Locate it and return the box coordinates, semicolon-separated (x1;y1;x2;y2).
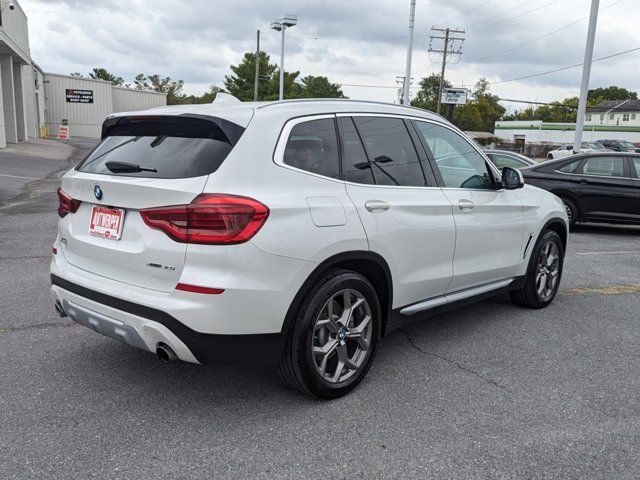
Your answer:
253;30;260;102
396;75;413;104
573;0;599;153
428;27;465;115
403;0;416;106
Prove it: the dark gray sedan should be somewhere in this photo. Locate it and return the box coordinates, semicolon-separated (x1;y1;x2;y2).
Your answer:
484;149;537;170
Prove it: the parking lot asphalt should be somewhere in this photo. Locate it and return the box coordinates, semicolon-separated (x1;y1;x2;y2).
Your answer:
1;142;639;479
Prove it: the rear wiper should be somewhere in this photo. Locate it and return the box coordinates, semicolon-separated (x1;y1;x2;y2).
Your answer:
105;161;157;173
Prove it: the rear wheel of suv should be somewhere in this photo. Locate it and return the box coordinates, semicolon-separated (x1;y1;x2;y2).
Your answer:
510;229;564;309
279;270;381;399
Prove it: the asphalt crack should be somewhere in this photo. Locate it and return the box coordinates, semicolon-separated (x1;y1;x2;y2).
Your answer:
0;322;77;335
399;329;510;391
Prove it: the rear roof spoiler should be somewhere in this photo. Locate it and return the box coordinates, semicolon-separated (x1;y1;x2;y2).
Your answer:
101;113;245;145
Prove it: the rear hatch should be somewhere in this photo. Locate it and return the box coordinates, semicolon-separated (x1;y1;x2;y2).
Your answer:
58;115;244;292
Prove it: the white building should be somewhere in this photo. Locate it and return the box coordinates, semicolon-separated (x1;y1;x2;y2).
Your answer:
495;119;640;145
44;74;166;138
0;1;167;148
585;100;640;127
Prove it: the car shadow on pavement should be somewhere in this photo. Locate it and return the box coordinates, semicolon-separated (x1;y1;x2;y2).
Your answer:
56;294;518;407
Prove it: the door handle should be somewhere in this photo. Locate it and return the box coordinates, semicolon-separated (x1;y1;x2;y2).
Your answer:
579;179;588;184
458;199;476;212
365;200;390;212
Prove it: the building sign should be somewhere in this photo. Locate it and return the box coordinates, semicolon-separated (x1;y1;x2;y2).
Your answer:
441;88;468;105
66;89;94;104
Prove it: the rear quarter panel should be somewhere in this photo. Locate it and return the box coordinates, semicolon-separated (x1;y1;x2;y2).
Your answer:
202;109;369;264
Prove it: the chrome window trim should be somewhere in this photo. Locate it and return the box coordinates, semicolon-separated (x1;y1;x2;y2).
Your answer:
272;114;344;185
273;112;445;190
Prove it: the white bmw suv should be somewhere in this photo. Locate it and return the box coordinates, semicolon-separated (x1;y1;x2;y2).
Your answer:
51;99;568;398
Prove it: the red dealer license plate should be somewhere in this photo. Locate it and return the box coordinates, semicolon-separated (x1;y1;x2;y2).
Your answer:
89;206;125;240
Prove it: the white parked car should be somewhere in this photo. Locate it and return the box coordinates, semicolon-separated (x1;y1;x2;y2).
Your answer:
51;99;569;398
546;142;608;160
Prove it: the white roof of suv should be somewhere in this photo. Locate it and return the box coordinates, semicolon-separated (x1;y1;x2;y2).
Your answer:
107;99;445;129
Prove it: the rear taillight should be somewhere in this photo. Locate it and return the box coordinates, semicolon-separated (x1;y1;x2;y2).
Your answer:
57;188;81;218
140;194;269;245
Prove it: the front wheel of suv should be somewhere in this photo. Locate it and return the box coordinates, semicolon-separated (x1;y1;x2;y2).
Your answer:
510;229;564;309
279;270;381;399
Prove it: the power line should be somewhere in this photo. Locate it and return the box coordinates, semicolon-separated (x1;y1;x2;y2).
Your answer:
434;0;494;27
475;0;624;62
489;45;640;85
470;0;559;30
497;98;578;108
339;83;419;89
465;0;538;28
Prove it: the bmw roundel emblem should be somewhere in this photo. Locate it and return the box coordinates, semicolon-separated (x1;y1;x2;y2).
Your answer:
94;185;103;200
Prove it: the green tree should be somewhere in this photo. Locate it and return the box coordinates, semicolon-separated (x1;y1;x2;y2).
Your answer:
588;86;637;105
137;74;186;105
453;103;484;131
472;78;505;132
504;97;578;123
299;75;346;98
88;67;124;86
133;74;149;90
411;73;451;112
70;72;84;78
182;85;224;104
224;52;278;101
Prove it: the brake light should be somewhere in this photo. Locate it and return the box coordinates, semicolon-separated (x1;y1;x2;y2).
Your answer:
57;188;81;218
140;194;269;245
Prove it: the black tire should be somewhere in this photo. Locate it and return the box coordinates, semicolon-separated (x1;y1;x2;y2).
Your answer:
560;197;578;227
510;229;564;309
279;269;381;399
547;153;553;160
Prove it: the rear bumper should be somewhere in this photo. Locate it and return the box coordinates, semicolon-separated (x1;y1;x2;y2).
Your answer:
51;274;283;364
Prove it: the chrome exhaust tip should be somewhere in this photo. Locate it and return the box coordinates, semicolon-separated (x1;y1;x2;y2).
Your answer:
156;343;177;364
55;301;67;318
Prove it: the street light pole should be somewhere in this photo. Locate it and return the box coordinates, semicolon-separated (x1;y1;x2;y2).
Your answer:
402;0;416;106
573;0;600;153
254;29;260;102
271;14;297;101
280;26;286;101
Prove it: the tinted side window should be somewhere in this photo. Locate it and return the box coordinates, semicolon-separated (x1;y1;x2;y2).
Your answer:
633;158;640;177
352;117;426;187
414;121;494;190
284;118;340;179
338;117;376;185
493;154;528;170
579;156;625;177
557;160;582;173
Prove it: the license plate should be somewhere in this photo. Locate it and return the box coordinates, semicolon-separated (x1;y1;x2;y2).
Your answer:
89;206;125;240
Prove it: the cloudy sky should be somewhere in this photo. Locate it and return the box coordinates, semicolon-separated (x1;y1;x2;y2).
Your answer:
20;0;640;111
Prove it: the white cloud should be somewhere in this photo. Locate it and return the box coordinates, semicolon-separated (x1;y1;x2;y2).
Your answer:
20;0;640;106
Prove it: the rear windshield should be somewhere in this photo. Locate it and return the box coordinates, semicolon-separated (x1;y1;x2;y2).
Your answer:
77;116;244;179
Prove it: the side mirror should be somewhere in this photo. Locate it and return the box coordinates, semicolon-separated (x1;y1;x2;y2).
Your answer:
502;167;524;190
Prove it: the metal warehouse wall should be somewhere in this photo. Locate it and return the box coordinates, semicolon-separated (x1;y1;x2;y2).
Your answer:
113;87;166;113
44;74;113;138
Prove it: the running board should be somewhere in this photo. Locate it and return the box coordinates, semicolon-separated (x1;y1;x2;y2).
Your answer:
399;278;515;317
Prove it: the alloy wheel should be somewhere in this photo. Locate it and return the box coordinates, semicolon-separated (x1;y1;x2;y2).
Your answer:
535;239;561;301
311;289;373;384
